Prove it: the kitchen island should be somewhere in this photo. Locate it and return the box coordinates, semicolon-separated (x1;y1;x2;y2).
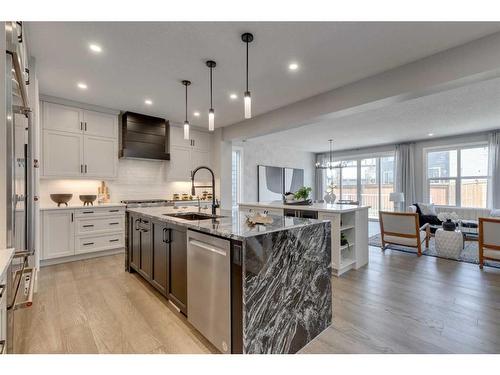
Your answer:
126;205;331;354
239;202;370;276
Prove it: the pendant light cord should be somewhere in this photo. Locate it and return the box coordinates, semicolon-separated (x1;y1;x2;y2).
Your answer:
185;84;188;122
246;41;249;91
210;66;213;108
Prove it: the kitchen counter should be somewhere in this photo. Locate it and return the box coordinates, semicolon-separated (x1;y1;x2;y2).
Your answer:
239;201;369;213
40;202;126;211
126;205;332;354
0;248;15;280
126;205;323;241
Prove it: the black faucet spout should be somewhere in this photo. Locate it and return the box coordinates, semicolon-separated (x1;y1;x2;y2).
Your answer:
191;166;217;216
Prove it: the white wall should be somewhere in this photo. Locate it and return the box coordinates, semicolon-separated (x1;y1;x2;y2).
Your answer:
238;140;315;202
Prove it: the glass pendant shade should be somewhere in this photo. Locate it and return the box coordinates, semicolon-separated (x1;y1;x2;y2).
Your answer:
183;120;190;140
244;91;252;119
208;108;215;131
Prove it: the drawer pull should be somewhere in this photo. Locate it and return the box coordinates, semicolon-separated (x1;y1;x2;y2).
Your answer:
0;339;5;354
82;211;94;214
109;209;119;212
109;239;119;242
109;222;119;225
0;284;5;299
83;242;94;246
82;224;94;228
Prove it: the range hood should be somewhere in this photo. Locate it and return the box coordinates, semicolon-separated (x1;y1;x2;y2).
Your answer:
119;111;170;160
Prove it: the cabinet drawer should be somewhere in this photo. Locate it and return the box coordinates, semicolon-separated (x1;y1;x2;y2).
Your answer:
75;233;124;254
76;216;124;235
75;207;125;218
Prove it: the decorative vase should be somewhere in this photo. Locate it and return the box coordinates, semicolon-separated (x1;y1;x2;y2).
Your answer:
324;192;336;204
442;219;456;231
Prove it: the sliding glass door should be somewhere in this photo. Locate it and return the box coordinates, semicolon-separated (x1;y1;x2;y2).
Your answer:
319;153;395;219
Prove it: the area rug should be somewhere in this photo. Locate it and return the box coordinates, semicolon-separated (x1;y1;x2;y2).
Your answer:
369;233;500;269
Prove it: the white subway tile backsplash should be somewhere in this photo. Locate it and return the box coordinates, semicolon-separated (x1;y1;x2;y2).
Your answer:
40;158;193;206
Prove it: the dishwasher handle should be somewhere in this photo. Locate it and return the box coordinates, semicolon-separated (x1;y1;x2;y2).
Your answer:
189;239;227;256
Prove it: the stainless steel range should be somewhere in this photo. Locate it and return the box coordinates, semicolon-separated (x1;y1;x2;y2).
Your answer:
121;199;174;271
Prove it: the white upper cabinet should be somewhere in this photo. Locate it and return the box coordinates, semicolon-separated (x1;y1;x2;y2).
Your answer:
170;126;191;148
83;110;118;138
42;130;84;177
43;102;83;134
168;146;192;181
84;136;117;177
41;101;118;179
191;131;211;152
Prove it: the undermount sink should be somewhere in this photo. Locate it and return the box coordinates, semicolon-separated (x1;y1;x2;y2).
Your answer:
163;212;224;221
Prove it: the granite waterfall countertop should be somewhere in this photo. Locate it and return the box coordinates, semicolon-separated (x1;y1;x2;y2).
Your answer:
126;206;325;241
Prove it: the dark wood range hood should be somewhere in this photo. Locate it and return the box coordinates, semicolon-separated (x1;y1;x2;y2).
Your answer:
119;111;170;160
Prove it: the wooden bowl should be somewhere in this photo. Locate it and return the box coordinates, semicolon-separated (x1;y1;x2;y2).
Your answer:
79;194;97;206
50;194;73;207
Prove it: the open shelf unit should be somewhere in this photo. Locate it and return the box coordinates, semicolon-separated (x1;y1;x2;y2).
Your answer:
318;208;369;277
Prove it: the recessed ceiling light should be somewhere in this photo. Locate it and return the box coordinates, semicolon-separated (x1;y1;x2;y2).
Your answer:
428;133;434;137
89;43;102;53
77;82;88;90
229;93;238;100
288;63;299;71
144;99;153;105
193;111;200;117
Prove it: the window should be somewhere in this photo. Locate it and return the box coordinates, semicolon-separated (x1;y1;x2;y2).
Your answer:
426;145;488;208
321;153;395;218
232;148;243;208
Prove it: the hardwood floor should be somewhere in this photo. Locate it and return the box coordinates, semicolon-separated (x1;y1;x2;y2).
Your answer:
17;247;500;354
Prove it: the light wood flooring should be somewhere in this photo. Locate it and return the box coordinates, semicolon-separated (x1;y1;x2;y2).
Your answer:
17;247;500;354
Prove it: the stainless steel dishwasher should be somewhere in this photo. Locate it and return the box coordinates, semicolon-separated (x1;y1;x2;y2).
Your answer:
187;230;231;353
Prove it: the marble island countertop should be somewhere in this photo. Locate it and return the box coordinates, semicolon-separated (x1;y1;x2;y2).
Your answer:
239;201;370;213
127;205;324;241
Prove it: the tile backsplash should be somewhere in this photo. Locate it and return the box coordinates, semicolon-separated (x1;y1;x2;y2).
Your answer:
40;158;193;206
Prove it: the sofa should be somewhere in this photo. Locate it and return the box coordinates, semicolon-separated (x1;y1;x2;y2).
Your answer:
408;204;493;233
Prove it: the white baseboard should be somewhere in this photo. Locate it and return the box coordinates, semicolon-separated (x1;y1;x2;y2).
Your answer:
40;248;124;267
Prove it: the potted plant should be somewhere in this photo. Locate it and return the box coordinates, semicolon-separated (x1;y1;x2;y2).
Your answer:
437;212;459;231
294;186;312;202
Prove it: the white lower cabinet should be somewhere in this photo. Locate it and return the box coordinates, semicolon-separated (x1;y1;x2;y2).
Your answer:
41;207;125;263
42;210;75;259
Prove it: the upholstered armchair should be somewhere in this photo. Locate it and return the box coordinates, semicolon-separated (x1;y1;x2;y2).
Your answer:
478;218;500;269
379;211;430;256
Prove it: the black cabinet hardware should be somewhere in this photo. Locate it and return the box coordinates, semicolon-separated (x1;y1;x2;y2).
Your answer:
109;222;119;225
71;213;74;222
83;242;94;246
109;209;119;212
83;211;94;214
84;164;87;173
82;224;94;228
109;239;119;242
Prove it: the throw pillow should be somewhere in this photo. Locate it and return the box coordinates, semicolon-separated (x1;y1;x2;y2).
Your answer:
418;202;437;216
490;209;500;217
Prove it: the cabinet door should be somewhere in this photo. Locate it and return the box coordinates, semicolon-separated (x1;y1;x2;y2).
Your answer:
83;135;117;178
42;130;83;177
140;219;153;279
130;215;141;270
42;210;75;260
151;221;169;295
43;102;83;134
191;130;211;151
169;225;187;314
83;110;117;139
191;149;213;182
170;126;191;148
167;146;192;181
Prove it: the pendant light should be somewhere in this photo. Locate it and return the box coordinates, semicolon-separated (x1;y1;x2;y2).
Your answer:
206;60;216;131
241;32;253;119
182;80;191;140
315;139;334;169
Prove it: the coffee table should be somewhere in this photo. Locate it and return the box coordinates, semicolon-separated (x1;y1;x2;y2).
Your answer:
435;228;463;259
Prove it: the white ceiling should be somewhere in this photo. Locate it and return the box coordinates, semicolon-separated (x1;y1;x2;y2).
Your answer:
27;22;500;129
247;76;500;152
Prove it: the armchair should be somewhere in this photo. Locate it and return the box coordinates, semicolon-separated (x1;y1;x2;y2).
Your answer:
379;211;430;256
